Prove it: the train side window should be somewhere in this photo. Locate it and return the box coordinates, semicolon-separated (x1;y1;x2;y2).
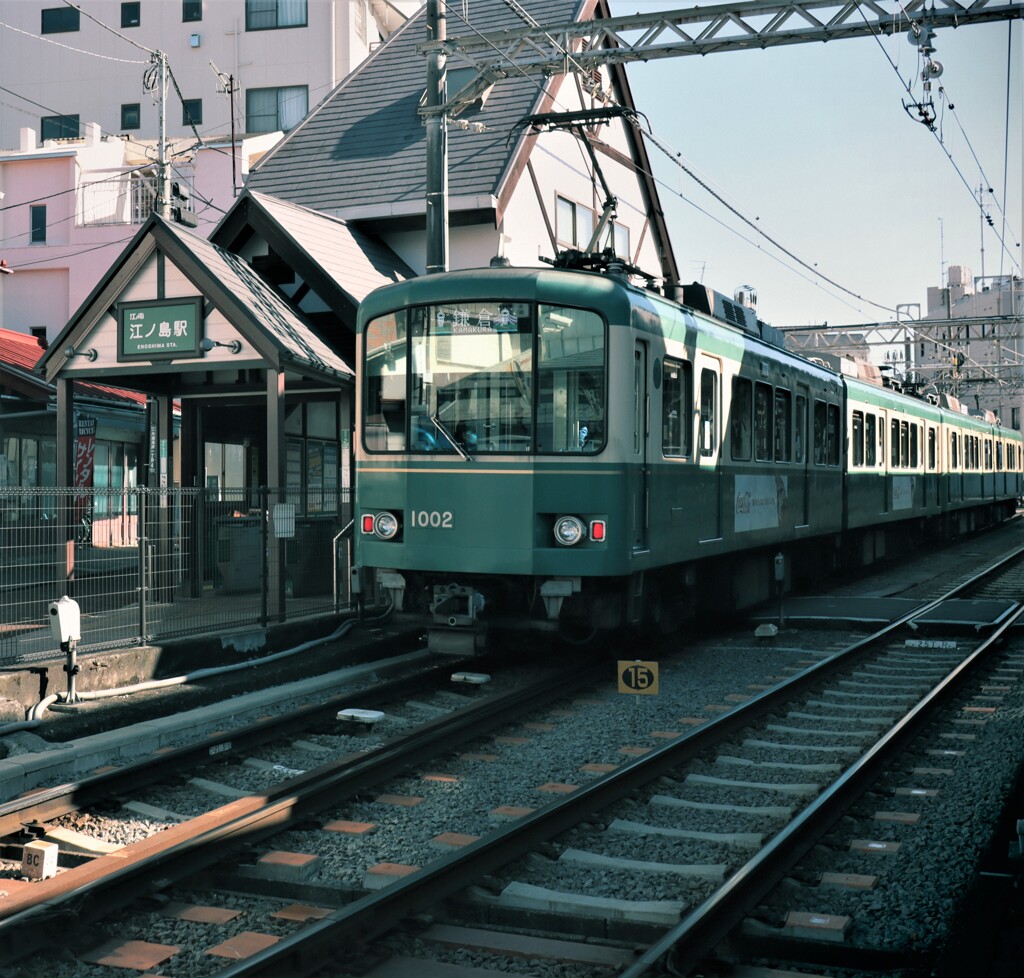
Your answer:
729;377;752;461
774;389;791;461
985;438;993;470
910;424;918;467
890;419;900;467
755;382;773;461
363;310;408;451
851;411;864;467
826;403;840;465
900;422;910;468
795;393;807;463
997;441;1003;470
951;432;959;469
928;427;936;470
865;413;876;466
699;368;717;457
813;400;827;464
662;359;692;458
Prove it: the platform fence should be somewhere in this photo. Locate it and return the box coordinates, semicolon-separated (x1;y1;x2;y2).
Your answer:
0;486;354;665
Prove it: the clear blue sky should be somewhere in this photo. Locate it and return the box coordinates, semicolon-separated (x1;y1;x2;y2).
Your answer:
606;3;1022;330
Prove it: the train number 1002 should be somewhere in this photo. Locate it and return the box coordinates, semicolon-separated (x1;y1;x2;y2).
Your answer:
410;510;454;529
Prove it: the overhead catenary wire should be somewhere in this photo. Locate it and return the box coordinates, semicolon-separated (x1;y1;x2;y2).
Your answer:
858;4;1022;276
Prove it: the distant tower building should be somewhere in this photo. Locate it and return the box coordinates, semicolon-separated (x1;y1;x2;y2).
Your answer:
917;265;1024;429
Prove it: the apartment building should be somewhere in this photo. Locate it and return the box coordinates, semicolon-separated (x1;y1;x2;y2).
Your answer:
0;1;416;146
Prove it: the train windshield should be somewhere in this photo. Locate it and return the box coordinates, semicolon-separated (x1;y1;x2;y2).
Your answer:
363;301;605;455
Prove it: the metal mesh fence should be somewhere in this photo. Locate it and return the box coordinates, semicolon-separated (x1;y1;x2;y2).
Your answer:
0;486;353;665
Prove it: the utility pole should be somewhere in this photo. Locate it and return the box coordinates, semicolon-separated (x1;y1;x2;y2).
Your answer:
424;0;448;274
154;51;171;220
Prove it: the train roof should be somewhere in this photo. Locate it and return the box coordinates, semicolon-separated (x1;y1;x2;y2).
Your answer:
357;266;637;330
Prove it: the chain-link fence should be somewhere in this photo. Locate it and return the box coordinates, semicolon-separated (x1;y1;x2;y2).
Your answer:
0;486;353;665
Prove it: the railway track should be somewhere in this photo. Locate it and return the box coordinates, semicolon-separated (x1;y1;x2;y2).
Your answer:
1;544;1022;977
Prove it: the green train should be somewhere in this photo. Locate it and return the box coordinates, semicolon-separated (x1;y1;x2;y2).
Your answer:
354;266;1022;648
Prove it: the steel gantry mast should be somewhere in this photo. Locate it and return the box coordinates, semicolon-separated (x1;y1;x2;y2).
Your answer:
419;0;1022;272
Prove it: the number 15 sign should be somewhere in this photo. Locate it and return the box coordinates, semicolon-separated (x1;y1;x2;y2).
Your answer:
617;660;659;696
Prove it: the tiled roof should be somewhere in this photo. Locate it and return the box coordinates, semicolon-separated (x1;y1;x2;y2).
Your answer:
159;220;353;379
245;192;413;302
247;0;586;214
0;327;148;406
0;326;46;372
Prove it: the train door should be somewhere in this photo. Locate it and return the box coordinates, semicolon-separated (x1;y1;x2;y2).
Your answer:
697;355;722;541
631;341;649;552
926;425;939;508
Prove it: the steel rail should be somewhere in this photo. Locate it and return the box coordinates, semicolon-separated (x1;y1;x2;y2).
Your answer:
0;642;440;837
0;657;605;962
213;546;1024;977
622;598;1024;977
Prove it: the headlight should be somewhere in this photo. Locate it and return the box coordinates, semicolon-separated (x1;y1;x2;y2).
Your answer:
373;511;400;539
553;515;585;546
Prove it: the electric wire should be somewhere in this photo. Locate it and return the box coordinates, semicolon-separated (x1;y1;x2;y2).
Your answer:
443;0;897;315
857;4;1022;276
61;0;155;55
0;17;146;63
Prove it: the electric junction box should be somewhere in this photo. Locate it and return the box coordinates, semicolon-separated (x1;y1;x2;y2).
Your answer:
48;595;81;646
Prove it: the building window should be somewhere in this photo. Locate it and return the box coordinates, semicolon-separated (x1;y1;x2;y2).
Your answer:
41;114;79;140
30;205;47;244
246;85;308;132
121;2;140;28
555;195;595;249
355;0;367;43
121;103;141;130
603;221;630;258
41;7;79;33
182;99;203;126
183;0;202;21
246;0;307;31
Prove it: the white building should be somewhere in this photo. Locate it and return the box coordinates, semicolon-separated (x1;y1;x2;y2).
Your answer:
917;264;1024;428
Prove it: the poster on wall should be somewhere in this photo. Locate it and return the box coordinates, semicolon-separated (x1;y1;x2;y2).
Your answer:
73;416;97;527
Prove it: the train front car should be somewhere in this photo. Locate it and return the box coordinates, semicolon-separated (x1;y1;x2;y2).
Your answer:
355;267;636;649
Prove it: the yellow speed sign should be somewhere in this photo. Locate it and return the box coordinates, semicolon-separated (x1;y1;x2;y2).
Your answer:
618;660;659;695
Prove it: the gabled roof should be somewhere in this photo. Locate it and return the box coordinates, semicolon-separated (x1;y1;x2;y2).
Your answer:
39;215;352;385
157;220;354;380
212;191;414;321
247;0;590;219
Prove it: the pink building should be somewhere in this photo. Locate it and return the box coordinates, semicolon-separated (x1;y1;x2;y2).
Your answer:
0;122;280;343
